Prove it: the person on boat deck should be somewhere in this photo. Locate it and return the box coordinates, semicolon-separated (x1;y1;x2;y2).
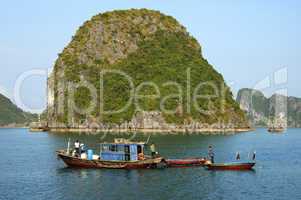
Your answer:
150;143;157;158
80;143;86;154
138;152;145;160
74;140;80;155
208;145;215;163
252;151;256;160
236;152;241;160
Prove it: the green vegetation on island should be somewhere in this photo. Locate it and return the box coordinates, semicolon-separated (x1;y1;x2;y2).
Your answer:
237;88;301;127
48;9;249;128
0;93;37;127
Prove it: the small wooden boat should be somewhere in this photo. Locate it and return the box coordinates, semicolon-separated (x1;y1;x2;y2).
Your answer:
268;127;285;133
166;158;208;168
57;138;167;169
205;161;256;170
29;119;49;132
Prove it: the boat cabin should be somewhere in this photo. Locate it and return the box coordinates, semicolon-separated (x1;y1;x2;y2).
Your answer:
100;138;145;161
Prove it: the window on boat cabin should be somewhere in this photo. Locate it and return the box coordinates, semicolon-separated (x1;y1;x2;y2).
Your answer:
109;144;117;152
137;145;143;154
124;145;130;161
124;145;130;154
117;145;124;152
102;144;109;152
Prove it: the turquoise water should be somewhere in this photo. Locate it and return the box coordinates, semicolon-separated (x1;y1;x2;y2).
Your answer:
0;128;301;200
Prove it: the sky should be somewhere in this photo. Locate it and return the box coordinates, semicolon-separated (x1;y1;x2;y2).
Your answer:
0;0;300;113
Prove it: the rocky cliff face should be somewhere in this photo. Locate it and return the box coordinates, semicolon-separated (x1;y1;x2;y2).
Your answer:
237;88;301;127
47;9;249;130
287;96;301;127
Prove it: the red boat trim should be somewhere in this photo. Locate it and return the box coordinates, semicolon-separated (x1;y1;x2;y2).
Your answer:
205;162;256;170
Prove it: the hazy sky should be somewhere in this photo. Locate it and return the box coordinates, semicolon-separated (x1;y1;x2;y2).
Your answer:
0;0;300;112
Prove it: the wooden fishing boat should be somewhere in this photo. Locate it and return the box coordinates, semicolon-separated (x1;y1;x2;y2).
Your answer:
57;138;167;169
268;127;285;133
57;150;166;169
205;161;256;170
166;158;208;168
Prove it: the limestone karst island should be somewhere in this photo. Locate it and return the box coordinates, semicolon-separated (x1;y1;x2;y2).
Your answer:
43;9;250;133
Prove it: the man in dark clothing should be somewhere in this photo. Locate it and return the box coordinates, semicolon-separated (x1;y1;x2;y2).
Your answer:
236;152;241;160
74;140;80;156
208;145;215;163
252;151;256;160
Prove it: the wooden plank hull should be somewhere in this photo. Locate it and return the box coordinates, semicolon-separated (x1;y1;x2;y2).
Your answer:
166;158;207;168
57;151;166;169
205;162;255;170
268;129;285;133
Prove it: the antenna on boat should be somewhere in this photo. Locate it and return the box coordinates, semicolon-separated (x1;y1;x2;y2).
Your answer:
67;138;70;155
146;134;151;145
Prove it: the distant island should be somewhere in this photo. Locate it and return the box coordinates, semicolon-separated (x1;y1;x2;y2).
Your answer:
237;88;301;128
0;93;37;128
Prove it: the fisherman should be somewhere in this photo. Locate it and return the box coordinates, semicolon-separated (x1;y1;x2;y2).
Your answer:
80;143;86;154
74;140;80;156
208;145;215;163
236;152;241;160
138;152;145;160
252;151;256;160
150;143;157;158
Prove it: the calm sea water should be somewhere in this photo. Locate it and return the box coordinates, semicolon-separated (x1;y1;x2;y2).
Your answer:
0;128;300;200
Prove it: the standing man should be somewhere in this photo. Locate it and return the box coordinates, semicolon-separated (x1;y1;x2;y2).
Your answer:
208;145;215;163
236;152;241;160
74;140;80;156
80;143;86;154
252;151;256;160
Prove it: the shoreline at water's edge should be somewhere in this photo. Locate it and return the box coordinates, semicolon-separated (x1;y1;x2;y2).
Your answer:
0;127;28;129
47;127;253;134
